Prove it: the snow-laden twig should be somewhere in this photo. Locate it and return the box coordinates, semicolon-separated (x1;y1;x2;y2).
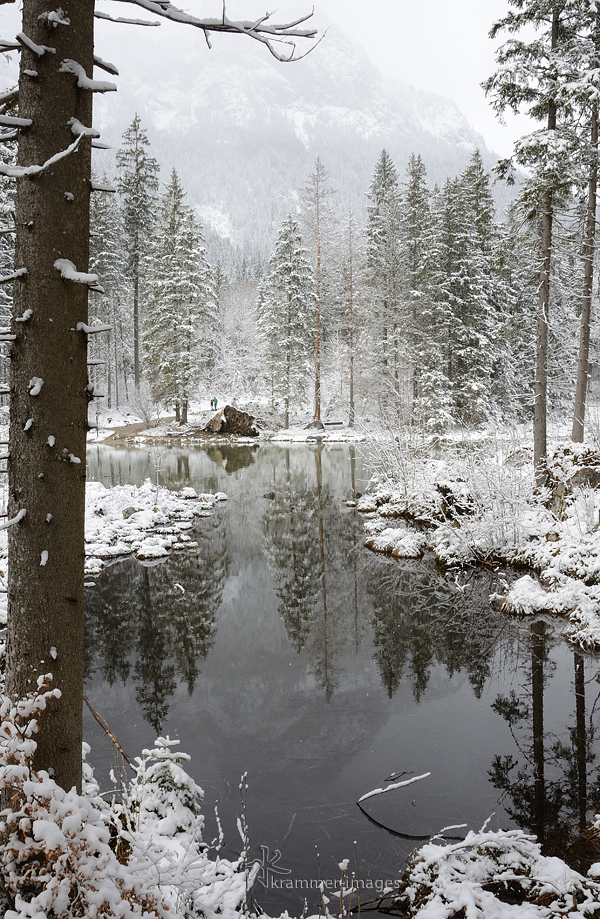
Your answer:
93;54;119;75
358;772;431;804
94;9;160;26
0;134;82;178
0;267;27;285
59;59;117;92
76;322;112;334
0;114;31;128
110;0;319;62
16;31;56;56
0;508;26;531
69;117;100;138
55;259;99;286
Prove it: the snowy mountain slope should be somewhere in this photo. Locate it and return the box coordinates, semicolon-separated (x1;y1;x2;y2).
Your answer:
93;16;499;265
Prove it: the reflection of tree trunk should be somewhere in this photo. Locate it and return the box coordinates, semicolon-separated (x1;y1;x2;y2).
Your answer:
574;652;587;832
531;620;546;844
349;445;356;497
315;450;330;699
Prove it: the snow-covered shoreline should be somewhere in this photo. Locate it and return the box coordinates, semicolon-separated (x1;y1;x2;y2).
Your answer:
357;435;600;651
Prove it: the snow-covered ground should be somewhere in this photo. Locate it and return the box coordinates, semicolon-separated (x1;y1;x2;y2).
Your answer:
358;431;600;650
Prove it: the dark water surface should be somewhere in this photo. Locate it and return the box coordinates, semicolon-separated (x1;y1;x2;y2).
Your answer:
84;442;600;911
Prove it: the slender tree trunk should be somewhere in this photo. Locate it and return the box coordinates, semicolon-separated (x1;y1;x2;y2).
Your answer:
107;332;112;409
133;272;140;391
6;0;95;792
572;107;598;443
534;9;559;485
181;400;188;424
314;205;321;420
175;402;180;422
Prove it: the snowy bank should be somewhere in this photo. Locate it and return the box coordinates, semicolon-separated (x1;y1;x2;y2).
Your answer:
358;436;600;650
269;426;366;444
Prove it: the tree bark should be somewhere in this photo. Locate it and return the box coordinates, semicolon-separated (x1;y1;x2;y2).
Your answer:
6;0;95;792
572;107;598;443
533;7;559;486
133;271;140;390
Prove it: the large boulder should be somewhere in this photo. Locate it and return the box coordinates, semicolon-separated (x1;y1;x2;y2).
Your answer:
204;405;258;437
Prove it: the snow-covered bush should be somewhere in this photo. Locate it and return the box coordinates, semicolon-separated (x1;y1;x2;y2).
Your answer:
0;677;254;919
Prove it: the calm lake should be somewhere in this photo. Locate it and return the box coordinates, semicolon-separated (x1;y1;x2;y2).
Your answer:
84;442;600;912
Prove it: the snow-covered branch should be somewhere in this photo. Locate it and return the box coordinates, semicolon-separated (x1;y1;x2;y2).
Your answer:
0;508;26;531
0;39;20;54
17;31;56;56
76;322;112;334
59;60;117;93
108;1;319;61
0;114;32;128
357;772;432;804
90;180;116;192
54;260;99;286
94;10;160;27
69;117;100;139
0;267;27;284
93;54;119;76
0;134;83;178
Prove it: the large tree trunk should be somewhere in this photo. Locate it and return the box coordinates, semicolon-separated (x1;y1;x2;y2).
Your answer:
6;0;95;792
133;272;140;390
572;107;598;443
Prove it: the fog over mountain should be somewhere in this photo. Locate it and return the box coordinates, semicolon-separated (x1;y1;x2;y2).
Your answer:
92;16;506;270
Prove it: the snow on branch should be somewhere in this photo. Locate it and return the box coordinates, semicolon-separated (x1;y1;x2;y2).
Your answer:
0;130;18;141
0;134;82;178
93;54;119;76
90;180;116;192
17;32;56;56
76;322;112;334
69;117;100;138
357;772;432;804
0;114;32;128
109;1;319;61
55;260;99;286
0;39;21;54
0;508;26;531
91;140;111;149
38;10;70;27
0;267;27;284
59;60;117;93
0;87;18;113
94;9;160;26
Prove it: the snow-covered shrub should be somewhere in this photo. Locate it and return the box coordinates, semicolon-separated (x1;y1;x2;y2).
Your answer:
0;678;255;919
394;826;600;918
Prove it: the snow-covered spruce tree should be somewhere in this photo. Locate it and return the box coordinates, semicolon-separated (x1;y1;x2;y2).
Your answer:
365;149;403;417
117;114;160;393
485;0;579;482
89;171;130;409
257;215;315;428
144;169;217;422
335;209;363;427
300;156;336;420
1;0;317;794
398;153;431;415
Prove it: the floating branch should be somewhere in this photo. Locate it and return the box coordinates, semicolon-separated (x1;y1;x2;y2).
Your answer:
0;268;27;284
0;134;83;178
357;772;431;805
0;114;32;128
17;32;56;56
0;509;26;531
94;10;160;26
93;54;119;76
59;59;117;92
76;322;112;334
55;259;99;286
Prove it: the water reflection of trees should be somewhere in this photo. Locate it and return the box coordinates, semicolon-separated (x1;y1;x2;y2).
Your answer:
85;516;227;731
262;449;367;699
367;560;508;700
489;621;600;871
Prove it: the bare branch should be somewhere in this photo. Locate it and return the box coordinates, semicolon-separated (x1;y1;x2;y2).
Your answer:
108;1;319;61
0;268;27;284
93;54;119;76
0;87;18;113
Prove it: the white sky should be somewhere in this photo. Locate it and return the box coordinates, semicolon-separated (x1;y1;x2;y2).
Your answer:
0;1;531;156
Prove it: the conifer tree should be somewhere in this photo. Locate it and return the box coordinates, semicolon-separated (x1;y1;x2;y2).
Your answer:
366;150;403;414
257;215;315;427
144;169;217;421
301;156;336;420
116;114;160;391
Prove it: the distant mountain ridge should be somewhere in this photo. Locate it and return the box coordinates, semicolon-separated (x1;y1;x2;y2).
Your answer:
93;15;502;269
